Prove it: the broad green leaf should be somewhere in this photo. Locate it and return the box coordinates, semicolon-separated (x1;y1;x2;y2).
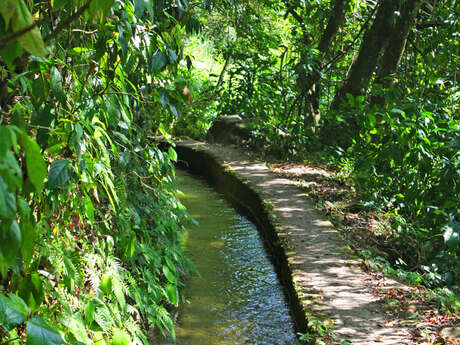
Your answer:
93;332;108;345
162;265;177;284
30;105;53;148
26;316;64;345
50;67;65;102
119;151;131;167
0;126;11;157
13;0;46;57
0;221;21;274
111;328;130;345
100;274;112;295
134;0;149;17
151;50;167;72
71;123;84;156
0;176;17;220
18;274;44;312
0;0;16;27
61;315;89;344
84;194;95;222
22;134;46;192
20;221;35;265
50;0;67;9
164;256;176;272
168;146;177;162
0;293;28;331
168;49;177;63
390;108;406;117
46;160;72;189
11;105;27;130
169;103;179;118
84;300;96;325
89;0;115;22
0;41;24;70
0;150;22;192
165;284;178;305
17;196;30;219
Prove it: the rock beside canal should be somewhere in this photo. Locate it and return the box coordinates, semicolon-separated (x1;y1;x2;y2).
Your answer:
206;115;252;145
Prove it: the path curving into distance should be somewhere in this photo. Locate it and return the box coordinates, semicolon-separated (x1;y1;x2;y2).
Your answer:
175;140;411;345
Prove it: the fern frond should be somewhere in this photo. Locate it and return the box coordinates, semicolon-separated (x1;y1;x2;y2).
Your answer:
111;274;126;309
94;306;113;332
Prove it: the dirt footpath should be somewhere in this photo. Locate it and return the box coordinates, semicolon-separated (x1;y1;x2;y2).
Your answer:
176;140;412;345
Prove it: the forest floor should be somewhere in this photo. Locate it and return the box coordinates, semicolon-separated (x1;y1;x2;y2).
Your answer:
176;140;459;345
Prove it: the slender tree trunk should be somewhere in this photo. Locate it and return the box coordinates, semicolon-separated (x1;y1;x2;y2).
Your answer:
303;0;351;127
373;0;422;105
318;0;350;56
331;0;399;110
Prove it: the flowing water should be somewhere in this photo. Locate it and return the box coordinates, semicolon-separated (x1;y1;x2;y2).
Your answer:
174;169;297;345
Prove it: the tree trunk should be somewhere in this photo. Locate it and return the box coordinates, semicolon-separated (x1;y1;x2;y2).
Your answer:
373;0;422;105
318;0;350;56
303;0;351;126
331;0;399;110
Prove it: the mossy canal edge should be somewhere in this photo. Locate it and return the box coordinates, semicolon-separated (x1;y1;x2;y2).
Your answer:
174;140;309;336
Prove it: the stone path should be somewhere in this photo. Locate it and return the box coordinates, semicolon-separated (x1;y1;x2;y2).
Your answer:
176;140;411;345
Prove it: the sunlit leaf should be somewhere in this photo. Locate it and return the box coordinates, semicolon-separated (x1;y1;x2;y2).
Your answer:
20;220;35;265
165;284;178;305
111;328;130;345
12;0;46;57
443;225;460;251
22;134;46;192
162;265;177;284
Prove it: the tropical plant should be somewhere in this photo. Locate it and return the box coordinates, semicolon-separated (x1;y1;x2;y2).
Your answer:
0;0;199;343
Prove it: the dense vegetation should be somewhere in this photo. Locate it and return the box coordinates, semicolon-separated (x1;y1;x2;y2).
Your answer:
0;0;458;344
0;0;199;343
180;0;459;292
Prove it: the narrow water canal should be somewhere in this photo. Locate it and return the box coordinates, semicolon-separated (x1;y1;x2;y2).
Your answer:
174;169;297;345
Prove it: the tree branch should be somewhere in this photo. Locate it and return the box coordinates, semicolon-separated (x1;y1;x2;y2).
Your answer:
286;7;311;45
415;20;445;30
407;35;423;56
0;1;92;51
44;1;92;42
322;1;378;71
0;20;44;50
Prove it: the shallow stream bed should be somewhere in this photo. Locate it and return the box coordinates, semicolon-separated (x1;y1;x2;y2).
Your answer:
174;169;297;345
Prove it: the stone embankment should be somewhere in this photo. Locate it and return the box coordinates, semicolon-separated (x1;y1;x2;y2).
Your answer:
175;139;411;345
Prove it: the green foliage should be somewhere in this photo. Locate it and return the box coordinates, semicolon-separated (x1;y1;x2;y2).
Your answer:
26;316;64;345
347;103;459;286
0;0;199;343
196;0;459;292
0;294;28;331
0;0;458;341
0;0;46;60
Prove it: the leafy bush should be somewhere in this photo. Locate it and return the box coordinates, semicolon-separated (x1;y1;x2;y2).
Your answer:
336;101;460;287
0;0;198;343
